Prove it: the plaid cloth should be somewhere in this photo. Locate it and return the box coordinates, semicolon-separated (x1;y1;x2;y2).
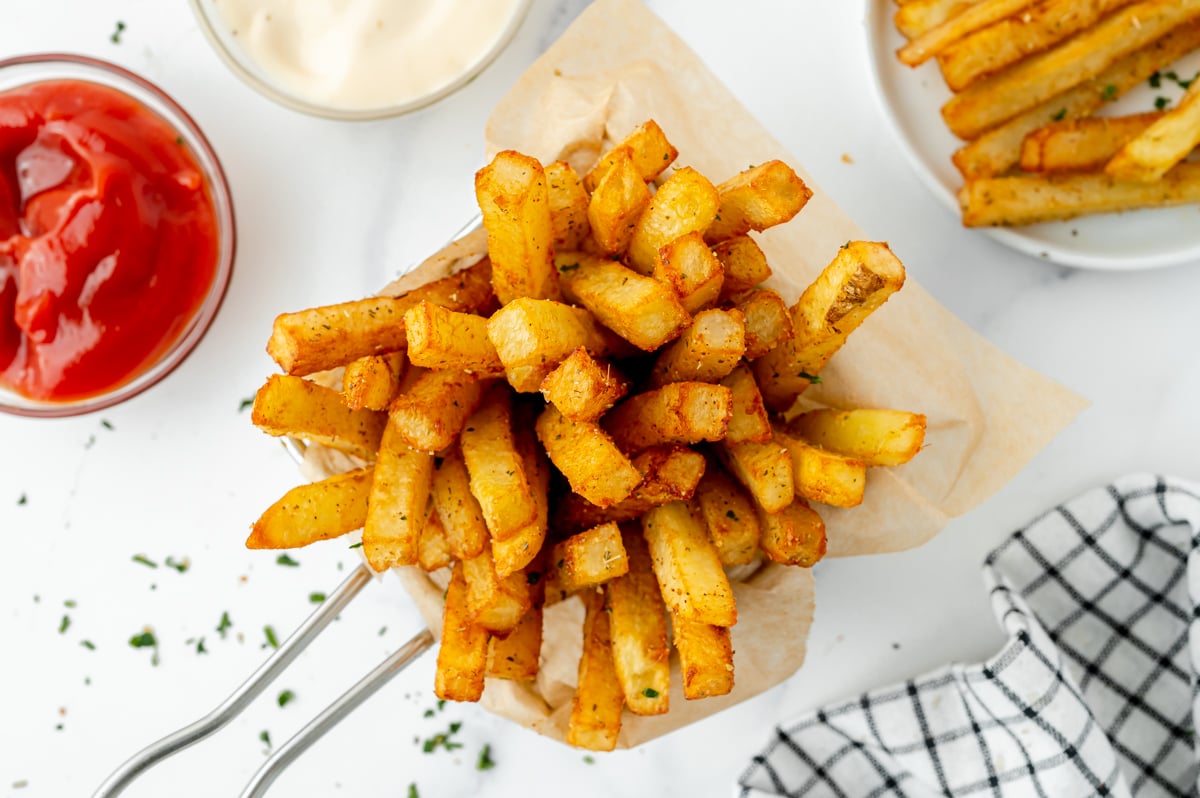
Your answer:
738;474;1200;798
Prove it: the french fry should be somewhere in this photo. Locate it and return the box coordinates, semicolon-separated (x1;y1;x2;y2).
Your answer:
607;527;670;715
555;445;708;530
718;437;794;514
536;405;642;508
460;388;536;542
462;546;533;636
246;466;372;549
898;0;1038;67
491;418;550;578
583;119;678;192
787;408;927;467
713;236;772;299
628;167;720;274
362;420;434;571
757;499;827;568
487;554;545;681
895;0;980;39
558;254;691;351
719;364;772;445
604;382;733;452
435;565;489;703
694;467;761;566
587;149;652;256
267;260;493;376
387;369;487;453
672;616;734;700
704;161;812;243
342;351;406;412
475;150;561;305
417;507;453;572
431;449;489;560
487;298;608;392
648;309;746;387
942;0;1200;141
547;521;629;597
734;288;793;359
643;501;737;627
1020;113;1162;173
539;347;630;423
653;232;724;313
566;589;624;751
546;160;590;251
404;301;503;376
776;431;868;509
959;163;1200;226
1107;81;1200;181
754;242;905;413
252;374;386;460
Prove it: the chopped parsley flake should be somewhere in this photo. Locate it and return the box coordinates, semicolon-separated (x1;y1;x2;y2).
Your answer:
165;556;189;573
1156;96;1171;111
422;721;464;753
798;371;823;384
275;553;300;567
195;637;208;655
259;730;271;750
111;21;125;44
583;755;595;764
263;626;280;649
641;687;660;698
80;640;96;651
725;510;739;521
277;689;296;708
17;493;26;506
239;397;254;412
379;626;387;636
1101;84;1117;101
58;615;71;634
100;419;114;431
476;744;496;771
64;599;76;608
348;542;363;549
1052;108;1067;121
217;611;232;639
408;785;419;798
308;592;326;604
1150;71;1163;89
129;630;157;648
132;554;158;569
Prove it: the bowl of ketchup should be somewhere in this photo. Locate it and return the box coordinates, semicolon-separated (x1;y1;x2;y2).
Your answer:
0;54;235;417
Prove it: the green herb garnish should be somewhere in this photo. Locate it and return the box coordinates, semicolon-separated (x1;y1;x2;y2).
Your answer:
276;553;300;567
641;687;660;698
277;689;296;708
476;744;496;770
132;554;158;569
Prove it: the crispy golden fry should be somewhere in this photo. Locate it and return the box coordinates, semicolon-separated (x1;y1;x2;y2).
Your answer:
417;507;453;572
491;419;550;577
952;21;1200;178
643;501;737;627
898;0;1037;66
694;467;761;566
387;369;486;453
404;301;503;376
754;242;905;413
431;449;488;560
547;521;629;599
487;298;608;392
757;499;827;567
558;254;691;351
566;589;624;751
460;388;536;542
718;436;794;514
1107;82;1200;181
604;382;733;452
704;161;812;243
252;374;385;460
942;0;1200;141
777;431;867;508
959;163;1200;226
734;288;793;359
1020;113;1162;173
556;445;708;530
653;231;724;313
648;309;746;387
583;119;678;192
628;167;720;274
342;351;406;412
713;236;773;300
787;408;927;466
539;347;630;423
487;554;545;681
719;363;772;445
462;546;533;636
607;527;670;715
435;565;489;703
939;0;1140;91
587;149;652;256
536;405;641;508
895;0;979;39
246;466;372;549
546;160;590;251
672;616;734;700
363;420;434;571
475;150;560;305
267;261;493;376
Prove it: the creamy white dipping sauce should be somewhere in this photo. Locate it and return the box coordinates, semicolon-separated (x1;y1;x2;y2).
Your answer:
212;0;526;111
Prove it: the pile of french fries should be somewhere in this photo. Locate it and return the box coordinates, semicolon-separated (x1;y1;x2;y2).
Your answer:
894;0;1200;226
246;120;927;750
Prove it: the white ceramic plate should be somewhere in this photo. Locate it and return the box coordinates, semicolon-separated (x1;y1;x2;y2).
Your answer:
864;0;1200;270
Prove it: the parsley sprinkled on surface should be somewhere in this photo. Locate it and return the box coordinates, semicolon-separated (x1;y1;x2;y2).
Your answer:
130;629;159;665
422;721;464;753
58;615;71;634
277;689;296;708
259;730;272;750
64;599;76;608
100;419;114;431
641;687;660;698
379;626;387;636
110;21;125;44
798;371;823;384
217;611;232;638
1156;96;1171;111
476;743;496;770
263;626;280;649
1150;71;1163;89
583;755;595;764
132;554;158;569
407;784;419;798
308;592;326;604
165;556;189;573
423;708;435;718
437;699;446;711
348;542;363;549
195;638;208;654
80;640;95;651
725;510;738;521
1101;84;1117;101
239;397;254;412
1052;108;1067;121
276;553;300;567
17;493;26;506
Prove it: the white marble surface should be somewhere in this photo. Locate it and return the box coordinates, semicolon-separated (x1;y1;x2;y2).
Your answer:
2;2;1199;797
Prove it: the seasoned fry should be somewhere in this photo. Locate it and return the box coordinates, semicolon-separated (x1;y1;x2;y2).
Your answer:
777;432;868;509
607;527;670;715
487;298;607;392
895;0;980;40
713;236;772;299
628;167;720;274
435;565;489;703
475;150;560;305
643;501;737;627
558;254;691;351
648;309;745;387
252;374;385;460
487;555;545;681
431;449;489;560
546;160;590;251
404;301;503;375
959;163;1200;226
787;408;927;467
754;242;905;413
672;616;734;700
387;369;486;453
491;419;550;578
460;388;536;542
653;231;724;313
757;499;827;568
694;467;761;566
267;260;493;376
734;288;793;359
555;445;708;530
539;347;630;423
719;363;772;445
247;466;372;549
1020;113;1162;173
342;351;406;412
566;589;624;751
718;437;794;514
417;507;453;572
363;420;434;571
898;0;1038;67
604;382;733;452
547;521;629;598
587;148;652;256
536;405;641;507
704;161;812;243
462;546;533;636
583;119;678;192
1107;81;1200;181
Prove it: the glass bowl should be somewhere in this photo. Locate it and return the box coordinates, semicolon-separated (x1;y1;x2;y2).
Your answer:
189;0;532;121
0;54;236;419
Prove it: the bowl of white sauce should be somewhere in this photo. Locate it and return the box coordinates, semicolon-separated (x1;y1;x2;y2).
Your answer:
191;0;531;120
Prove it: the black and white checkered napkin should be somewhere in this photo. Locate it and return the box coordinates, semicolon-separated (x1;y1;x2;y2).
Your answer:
738;474;1200;798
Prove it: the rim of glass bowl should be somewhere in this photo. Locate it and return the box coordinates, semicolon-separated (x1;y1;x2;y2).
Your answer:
188;0;533;121
0;53;237;419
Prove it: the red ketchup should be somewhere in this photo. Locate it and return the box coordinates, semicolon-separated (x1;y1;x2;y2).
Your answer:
0;79;220;402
